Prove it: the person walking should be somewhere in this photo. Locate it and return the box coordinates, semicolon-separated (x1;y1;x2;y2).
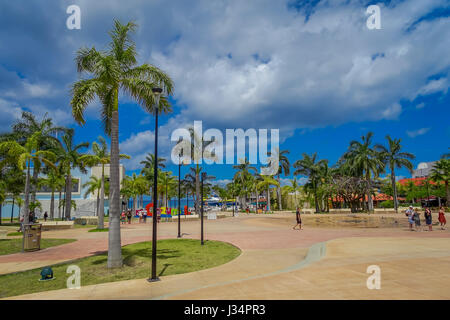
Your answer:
424;207;432;231
406;205;415;230
143;210;147;223
127;209;132;224
120;211;126;225
414;208;422;231
43;211;48;222
293;207;302;230
438;206;447;230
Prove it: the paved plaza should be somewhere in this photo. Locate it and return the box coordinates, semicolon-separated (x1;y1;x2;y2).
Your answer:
1;212;450;300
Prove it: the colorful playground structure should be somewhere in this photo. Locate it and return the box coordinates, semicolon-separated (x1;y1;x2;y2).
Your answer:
143;203;192;219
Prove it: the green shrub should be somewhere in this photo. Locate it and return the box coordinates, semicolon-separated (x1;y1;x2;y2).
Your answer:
380;200;394;208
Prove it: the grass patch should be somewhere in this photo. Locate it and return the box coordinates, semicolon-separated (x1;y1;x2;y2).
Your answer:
88;228;109;233
0;222;21;227
7;232;22;237
0;238;76;256
0;239;240;298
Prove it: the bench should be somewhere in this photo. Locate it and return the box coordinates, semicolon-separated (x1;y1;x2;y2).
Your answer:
75;216;98;225
40;221;74;231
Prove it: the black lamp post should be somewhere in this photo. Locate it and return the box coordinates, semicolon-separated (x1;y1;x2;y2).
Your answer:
165;172;168;208
149;87;162;283
201;172;206;245
177;157;182;238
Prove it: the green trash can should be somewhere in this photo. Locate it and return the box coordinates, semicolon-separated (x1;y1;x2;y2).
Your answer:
23;224;42;252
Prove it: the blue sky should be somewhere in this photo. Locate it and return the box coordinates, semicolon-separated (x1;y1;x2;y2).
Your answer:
0;0;449;186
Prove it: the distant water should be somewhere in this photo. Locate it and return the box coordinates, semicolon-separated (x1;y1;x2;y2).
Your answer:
1;197;197;218
129;198;195;209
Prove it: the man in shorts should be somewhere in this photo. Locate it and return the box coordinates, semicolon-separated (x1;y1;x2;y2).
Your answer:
293;207;302;230
405;205;415;230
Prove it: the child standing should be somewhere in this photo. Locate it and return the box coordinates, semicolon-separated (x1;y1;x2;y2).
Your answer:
438;206;447;230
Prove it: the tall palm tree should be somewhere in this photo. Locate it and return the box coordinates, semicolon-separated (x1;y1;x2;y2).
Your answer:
82;175;110;217
84;136;129;229
0;131;56;224
226;181;239;216
293;153;326;213
233;158;257;209
9;112;65;212
140;153;166;169
70;20;174;268
159;171;177;208
0;180;6;225
287;178;301;209
213;185;229;210
268;149;290;210
375;136;415;212
256;175;279;212
342;132;384;212
183;127;216;215
43;171;65;219
140;153;165;205
54;129;90;221
430;158;450;205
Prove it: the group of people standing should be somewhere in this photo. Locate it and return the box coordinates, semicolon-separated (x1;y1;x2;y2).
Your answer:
120;210;133;225
405;206;447;231
120;209;148;224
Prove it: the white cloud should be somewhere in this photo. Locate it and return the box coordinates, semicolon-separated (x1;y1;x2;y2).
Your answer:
406;127;430;138
23;82;53;98
150;0;450;134
416;78;449;97
280;177;308;186
212;179;232;187
0;98;23;131
415;102;425;109
381;103;402;120
120;116;192;170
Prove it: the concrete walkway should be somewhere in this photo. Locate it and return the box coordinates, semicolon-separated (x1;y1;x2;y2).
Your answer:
2;213;450;299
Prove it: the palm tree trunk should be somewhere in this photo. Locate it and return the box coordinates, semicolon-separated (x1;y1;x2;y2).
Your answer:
313;181;319;213
58;190;62;219
96;189;99;216
65;174;72;220
23;159;31;225
50;189;55;219
10;197;15;223
391;167;398;213
98;164;105;229
267;187;271;212
277;174;282;211
30;167;39;214
446;181;449;206
107;108;122;268
367;176;374;212
62;190;65;219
